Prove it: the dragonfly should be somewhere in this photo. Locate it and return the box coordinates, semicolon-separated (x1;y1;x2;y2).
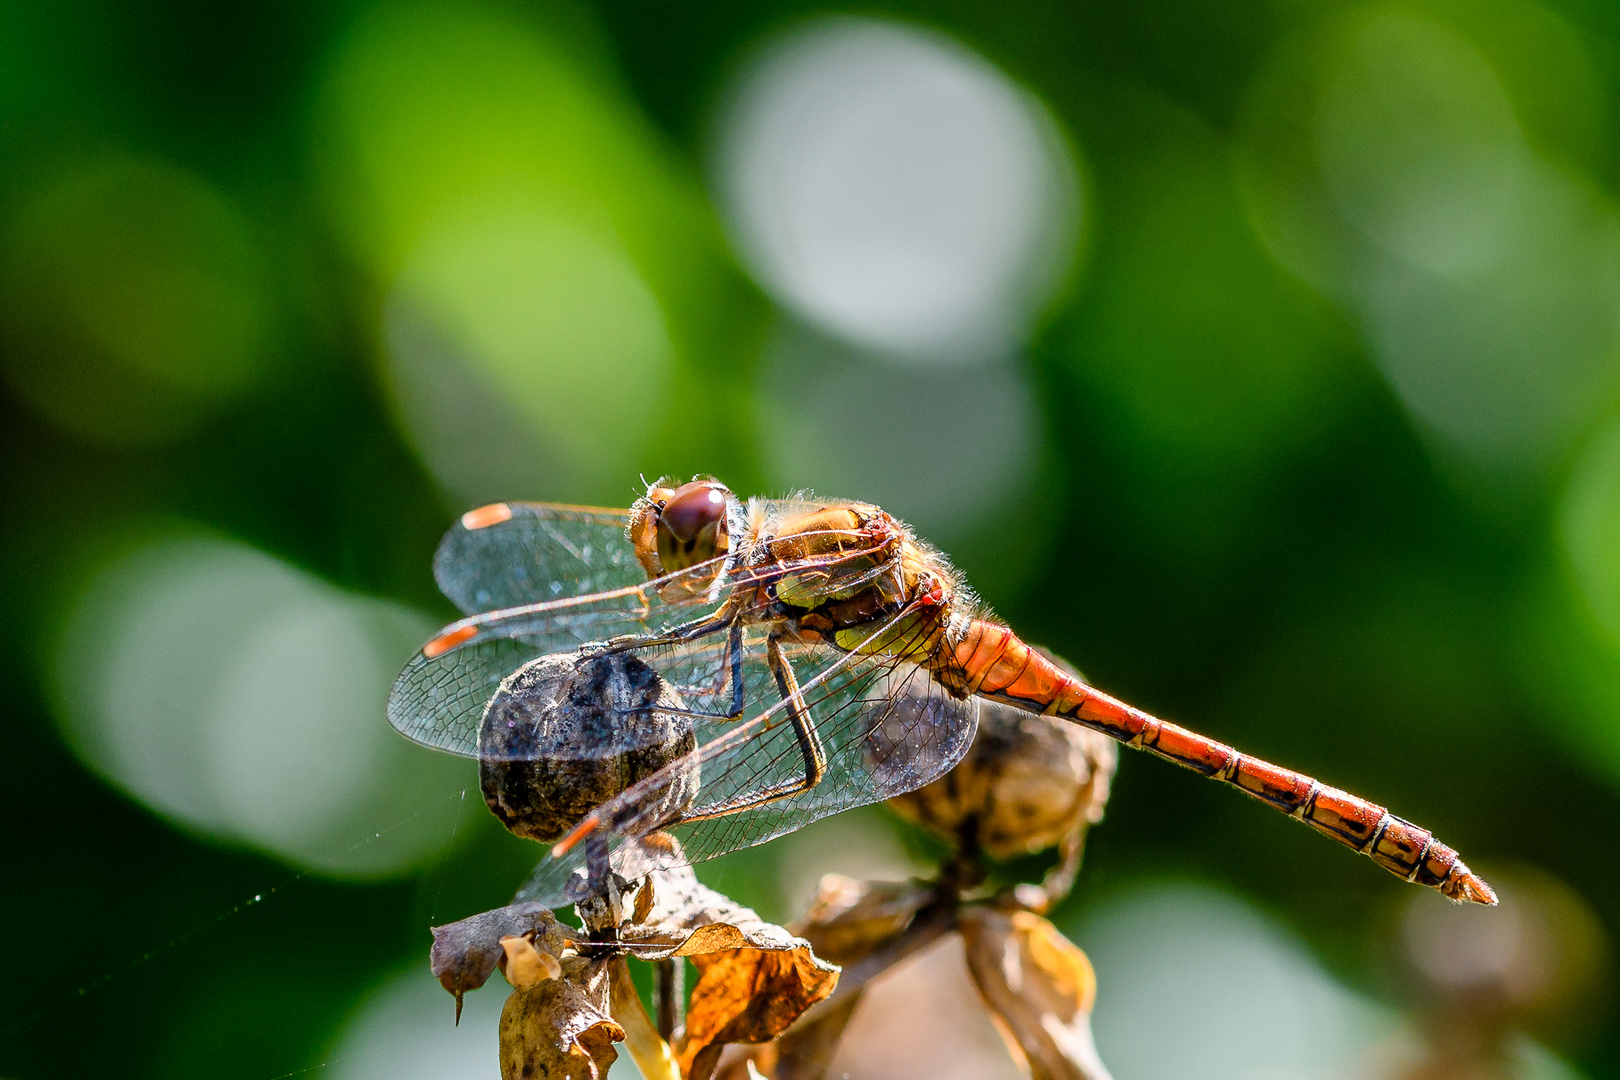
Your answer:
388;477;1496;908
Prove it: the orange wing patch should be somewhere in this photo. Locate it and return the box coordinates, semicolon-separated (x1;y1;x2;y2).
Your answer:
461;503;515;530
424;624;479;658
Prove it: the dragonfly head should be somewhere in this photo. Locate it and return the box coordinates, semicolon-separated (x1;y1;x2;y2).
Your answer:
629;478;732;578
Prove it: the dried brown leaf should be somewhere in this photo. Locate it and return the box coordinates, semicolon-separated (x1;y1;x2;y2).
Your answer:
793;879;957;1030
958;907;1112;1080
499;954;625;1080
618;866;823;961
431;903;573;1020
614;867;838;1080
678;943;837;1080
775;872;941;1077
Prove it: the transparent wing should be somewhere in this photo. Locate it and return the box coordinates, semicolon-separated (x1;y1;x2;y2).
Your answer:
634;631;783;734
390;527;914;761
464;626;792;764
433;496;885;616
515;607;980;906
387;554;737;759
434;502;640;615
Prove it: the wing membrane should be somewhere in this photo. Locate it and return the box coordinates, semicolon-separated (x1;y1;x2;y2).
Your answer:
389;557;734;757
434;496;892;617
515;607;980;906
434;502;640;615
392;529;912;759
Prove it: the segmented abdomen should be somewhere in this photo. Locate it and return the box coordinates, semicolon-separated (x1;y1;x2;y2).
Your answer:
942;619;1495;905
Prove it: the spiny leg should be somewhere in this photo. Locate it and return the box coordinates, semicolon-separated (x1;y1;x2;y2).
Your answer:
589;608;749;721
588;608;736;656
550;632;830;858
669;632;829;826
618;619;749;723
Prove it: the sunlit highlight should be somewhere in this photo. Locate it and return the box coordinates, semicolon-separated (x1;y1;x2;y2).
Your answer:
0;156;276;444
754;321;1043;546
711;17;1081;364
51;528;464;877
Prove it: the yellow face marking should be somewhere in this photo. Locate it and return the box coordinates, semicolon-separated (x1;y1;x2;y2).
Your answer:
461;503;514;530
423;624;479;658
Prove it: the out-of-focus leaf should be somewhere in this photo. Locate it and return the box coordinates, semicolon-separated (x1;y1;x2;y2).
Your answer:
499;954;623;1080
615;867;839;1080
794;873;935;964
776;874;941;1080
959;907;1111;1080
431;903;574;1020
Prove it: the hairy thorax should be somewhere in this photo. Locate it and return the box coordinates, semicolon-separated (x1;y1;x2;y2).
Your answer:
743;501;958;664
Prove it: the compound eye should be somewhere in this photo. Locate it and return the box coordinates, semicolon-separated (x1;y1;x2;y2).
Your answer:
662;482;726;542
656;482;730;571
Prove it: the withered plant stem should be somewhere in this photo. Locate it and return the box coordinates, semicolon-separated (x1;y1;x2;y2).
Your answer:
653;957;684;1040
609;957;681;1080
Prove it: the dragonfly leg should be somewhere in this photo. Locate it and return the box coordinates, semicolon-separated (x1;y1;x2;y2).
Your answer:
668;633;828;826
617;620;749;722
587;610;736;656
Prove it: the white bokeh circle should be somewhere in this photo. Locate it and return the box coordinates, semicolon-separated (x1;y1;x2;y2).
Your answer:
711;18;1080;364
52;528;466;877
753;320;1043;545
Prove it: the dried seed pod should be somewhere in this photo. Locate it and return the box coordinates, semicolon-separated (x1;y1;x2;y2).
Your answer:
498;953;622;1080
431;902;573;1023
480;651;698;843
886;651;1116;865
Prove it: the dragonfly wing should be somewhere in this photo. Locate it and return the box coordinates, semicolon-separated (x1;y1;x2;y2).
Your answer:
516;608;980;906
434;503;642;615
438;497;890;616
387;558;734;758
392;537;903;760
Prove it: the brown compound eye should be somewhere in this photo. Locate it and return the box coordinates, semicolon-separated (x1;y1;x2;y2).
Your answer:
655;481;731;572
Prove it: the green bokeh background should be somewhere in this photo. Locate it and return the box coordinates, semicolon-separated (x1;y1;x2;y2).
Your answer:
4;0;1620;1076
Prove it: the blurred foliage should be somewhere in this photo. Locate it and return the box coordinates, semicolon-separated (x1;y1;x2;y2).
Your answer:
5;0;1620;1078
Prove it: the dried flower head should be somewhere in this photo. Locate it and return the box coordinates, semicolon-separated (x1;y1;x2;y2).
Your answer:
430;863;839;1080
431;636;1115;1080
761;651;1118;1080
479;651;698;844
